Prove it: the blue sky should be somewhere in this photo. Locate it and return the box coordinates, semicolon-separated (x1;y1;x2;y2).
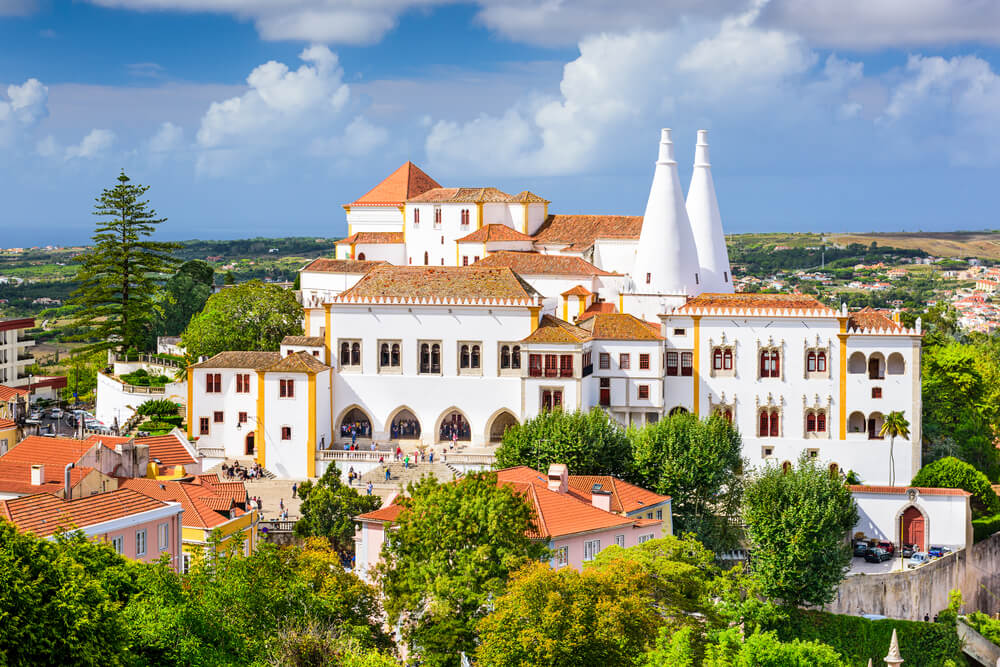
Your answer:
2;1;1000;246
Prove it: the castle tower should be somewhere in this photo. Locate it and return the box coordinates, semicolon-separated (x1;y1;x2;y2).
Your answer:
631;128;702;298
686;130;733;293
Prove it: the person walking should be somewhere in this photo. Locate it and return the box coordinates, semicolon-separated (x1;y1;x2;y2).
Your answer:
367;481;373;496
384;467;391;482
279;498;284;511
429;449;434;463
291;482;298;498
403;454;410;470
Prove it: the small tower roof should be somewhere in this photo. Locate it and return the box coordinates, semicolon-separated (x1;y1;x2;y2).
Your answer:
347;161;440;207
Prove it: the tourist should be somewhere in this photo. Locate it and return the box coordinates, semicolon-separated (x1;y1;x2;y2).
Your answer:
370;441;376;451
291;482;298;498
403;455;409;470
384;467;391;482
366;481;373;496
429;449;434;463
379;455;385;464
279;498;284;511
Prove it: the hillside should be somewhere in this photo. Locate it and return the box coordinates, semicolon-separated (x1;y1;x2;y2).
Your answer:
827;231;1000;260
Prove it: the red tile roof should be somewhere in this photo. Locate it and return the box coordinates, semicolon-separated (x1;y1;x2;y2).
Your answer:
677;293;833;314
191;351;281;370
301;258;387;274
348;162;440;207
566;476;670;514
848;307;902;332
456;224;534;243
509;191;549;204
474;251;616;277
522;315;591;344
281;336;326;347
0;462;97;496
119;477;240;529
849;485;971;497
335;232;405;245
335;265;540;303
408;187;512;203
265;350;330;374
0;418;15;430
581;301;618;317
0;435;110;467
0;385;28;402
356;504;403;522
561;285;593;297
136;433;197;466
578;313;663;341
0;318;35;332
532;215;642;251
0;488;173;538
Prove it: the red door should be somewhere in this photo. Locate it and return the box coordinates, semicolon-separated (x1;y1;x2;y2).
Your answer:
903;506;925;551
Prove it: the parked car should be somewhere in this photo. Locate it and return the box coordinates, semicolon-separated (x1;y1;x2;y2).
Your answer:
853;542;870;557
909;552;931;568
876;541;895;555
928;546;951;558
49;408;63;418
865;548;892;563
901;544;917;559
29;410;43;420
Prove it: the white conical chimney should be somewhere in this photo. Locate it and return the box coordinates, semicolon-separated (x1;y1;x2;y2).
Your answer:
686;130;733;294
632;129;702;297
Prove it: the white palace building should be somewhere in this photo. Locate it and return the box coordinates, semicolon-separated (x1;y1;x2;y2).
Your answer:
187;129;922;485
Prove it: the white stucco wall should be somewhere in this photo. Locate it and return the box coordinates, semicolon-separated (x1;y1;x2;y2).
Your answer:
852;490;971;552
189;367;259;460
95;372;187;430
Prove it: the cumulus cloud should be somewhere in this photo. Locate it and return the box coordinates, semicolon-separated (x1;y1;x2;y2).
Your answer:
64;128;115;159
148;121;184;153
0;78;48;147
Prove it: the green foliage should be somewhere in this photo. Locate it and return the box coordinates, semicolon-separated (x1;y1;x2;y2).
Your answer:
494;407;632;476
742;456;858;606
150;260;214;341
476;561;663;667
643;625;699;667
120;370;171;386
880;410;910;486
66;170;179;353
294;465;381;556
965;610;1000;645
972;512;1000;542
701;628;847;667
180;280;303;359
911;456;1000;516
59;349;106;402
268;626;398;667
630;413;745;552
377;472;548;666
761;608;964;667
135;399;181;421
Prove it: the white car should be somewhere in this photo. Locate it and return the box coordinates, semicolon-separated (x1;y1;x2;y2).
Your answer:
49;408;63;418
29;410;43;420
908;552;930;568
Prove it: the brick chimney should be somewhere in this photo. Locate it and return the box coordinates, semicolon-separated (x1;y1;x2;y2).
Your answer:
546;464;568;494
30;464;44;486
591;487;612;512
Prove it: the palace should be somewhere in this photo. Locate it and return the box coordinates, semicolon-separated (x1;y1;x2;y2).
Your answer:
188;128;921;485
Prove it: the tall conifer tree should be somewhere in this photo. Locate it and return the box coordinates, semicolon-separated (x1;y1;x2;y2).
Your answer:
68;170;179;353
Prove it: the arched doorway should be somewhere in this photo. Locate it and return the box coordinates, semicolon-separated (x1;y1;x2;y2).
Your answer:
868;353;885;380
902;505;925;551
868;412;885;440
245;433;255;456
668;406;689;416
488;411;518;443
390;408;421;440
438;410;471;443
339;407;372;441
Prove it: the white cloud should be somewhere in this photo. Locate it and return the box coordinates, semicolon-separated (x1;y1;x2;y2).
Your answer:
65;128;115;159
148;121;184;153
0;0;36;16
0;78;48;147
35;134;59;157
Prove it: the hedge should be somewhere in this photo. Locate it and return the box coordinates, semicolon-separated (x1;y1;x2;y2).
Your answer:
973;513;1000;543
762;608;963;667
911;456;1000;516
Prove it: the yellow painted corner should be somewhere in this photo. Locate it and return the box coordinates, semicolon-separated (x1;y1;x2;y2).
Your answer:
307;374;317;478
692;316;701;415
186;368;193;439
256;371;266;468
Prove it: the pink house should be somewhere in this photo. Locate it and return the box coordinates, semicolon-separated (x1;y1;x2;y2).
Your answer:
0;488;185;571
354;464;672;579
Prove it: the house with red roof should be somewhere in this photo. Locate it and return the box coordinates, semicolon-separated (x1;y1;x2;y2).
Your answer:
353;464;670;580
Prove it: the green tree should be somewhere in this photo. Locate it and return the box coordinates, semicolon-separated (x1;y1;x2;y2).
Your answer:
294;465;380;556
630;413;745;552
180;280;303;360
377;472;548;666
224;270;236;285
495;408;632;476
701;629;847;667
911;456;1000;516
880;411;910;487
60;349;107;403
475;561;662;667
67;170;179;353
135;399;181;421
742;456;858;607
152;260;214;340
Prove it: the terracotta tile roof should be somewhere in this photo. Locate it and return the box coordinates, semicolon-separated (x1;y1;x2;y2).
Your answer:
532;215;643;251
301;258;387;274
191;351;281;370
281;336;326;347
84;434;131;448
265;350;330;374
0;488;173;538
849;485;971;497
475;251;616;277
348;161;440;207
561;285;593;297
119;477;239;529
335;232;405;245
567;475;670;514
456;224;534;243
0;435;110;467
0;418;15;430
408;187;511;203
0;462;97;496
578;313;664;341
509;191;549;204
677;293;833;314
335;265;540;303
193;475;248;505
357;503;404;522
0;385;28;402
522;314;591;344
135;433;197;466
581;301;618;317
848;307;902;332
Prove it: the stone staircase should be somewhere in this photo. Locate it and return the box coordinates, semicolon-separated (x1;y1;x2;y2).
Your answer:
356;460;462;488
202;457;277;480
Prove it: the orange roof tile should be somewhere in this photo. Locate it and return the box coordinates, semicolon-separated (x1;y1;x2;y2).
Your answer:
849;485;971;497
532;215;643;251
0;418;15;430
119;478;238;529
848;307;902;332
578;313;663;341
136;433;197;466
191;351;281;370
0;462;98;496
335;232;405;245
561;285;593;297
0;385;28;402
567;476;670;514
193;475;248;505
0;488;173;538
1;435;110;467
336;265;539;303
509;191;549;204
456;224;534;243
475;251;616;277
301;258;387;274
348;161;440;207
580;301;618;317
265;350;330;374
357;504;404;522
281;336;326;347
409;187;511;203
522;314;591;344
678;293;833;314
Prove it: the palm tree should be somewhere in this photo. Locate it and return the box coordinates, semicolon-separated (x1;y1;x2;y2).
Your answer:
880;411;911;486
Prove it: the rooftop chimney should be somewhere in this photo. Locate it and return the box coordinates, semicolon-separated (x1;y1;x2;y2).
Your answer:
64;462;75;499
686;130;733;294
30;464;44;486
591;488;612;512
546;463;568;494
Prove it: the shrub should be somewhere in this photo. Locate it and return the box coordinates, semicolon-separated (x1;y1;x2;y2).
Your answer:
911;456;1000;516
972;513;1000;542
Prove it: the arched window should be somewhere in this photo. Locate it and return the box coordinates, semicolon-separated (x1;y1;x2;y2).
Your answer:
471;345;481;368
760;349;781;377
460;345;470;368
431;344;441;373
423;251;429;265
782;461;792;474
350;343;361;366
807;351;816;372
500;345;511;369
340;342;349;361
380;343;390;367
887;352;905;375
420;343;430;374
391;343;400;367
769;411;779;436
724;408;733;423
713;349;723;370
829;462;839;478
817;411;826;432
511;345;521;369
807;412;817;432
759;411;769;437
723;349;733;370
817;351;827;372
357;252;366;260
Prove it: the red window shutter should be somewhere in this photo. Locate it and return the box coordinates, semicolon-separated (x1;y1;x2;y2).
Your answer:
560;355;573;377
769;412;779;437
817;412;826;432
772;351;780;377
807;412;816;432
760;351;768;377
818;352;827;372
759;412;768;436
723;349;732;370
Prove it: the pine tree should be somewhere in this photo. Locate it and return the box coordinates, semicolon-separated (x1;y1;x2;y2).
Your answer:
67;170;179;353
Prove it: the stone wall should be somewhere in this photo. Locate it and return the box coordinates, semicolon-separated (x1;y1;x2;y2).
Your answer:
828;530;1000;620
